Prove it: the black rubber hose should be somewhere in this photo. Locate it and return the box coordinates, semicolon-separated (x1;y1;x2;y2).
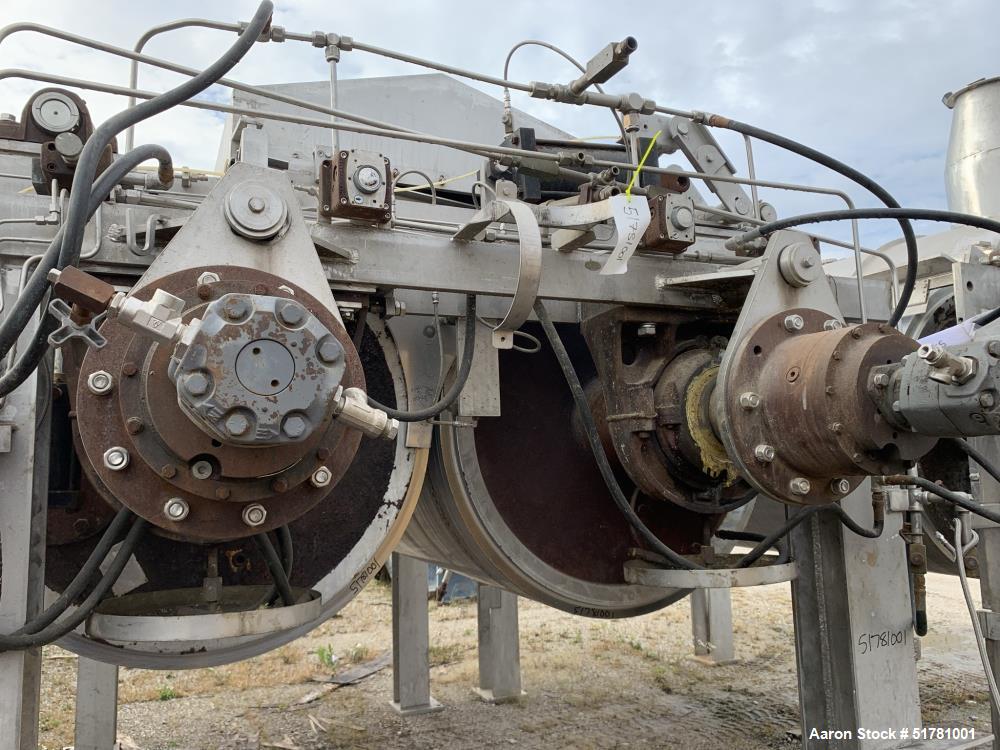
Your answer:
736;506;822;568
885;474;1000;525
705;115;918;327
0;143;174;379
16;506;134;635
0;517;148;652
367;295;478;422
828;501;885;539
727;208;1000;254
535;299;702;570
254;532;296;607
949;438;1000;486
258;526;295;608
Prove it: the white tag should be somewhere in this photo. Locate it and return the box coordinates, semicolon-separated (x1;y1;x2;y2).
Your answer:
601;194;651;275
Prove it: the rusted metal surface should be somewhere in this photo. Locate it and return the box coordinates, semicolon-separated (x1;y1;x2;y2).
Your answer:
724;309;936;505
68;265;364;542
581;306;753;514
50;266;117;314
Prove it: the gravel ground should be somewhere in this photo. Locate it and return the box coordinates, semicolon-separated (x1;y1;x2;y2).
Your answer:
37;572;992;750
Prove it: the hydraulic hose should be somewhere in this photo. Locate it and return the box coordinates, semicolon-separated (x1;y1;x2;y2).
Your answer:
705;116;918;327
367;295;478;422
254;531;296;607
0;517;148;652
0;144;173;397
884;474;1000;525
949;438;1000;486
16;506;134;634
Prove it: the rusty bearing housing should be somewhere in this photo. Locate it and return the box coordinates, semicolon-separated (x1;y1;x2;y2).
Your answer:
68;266;363;542
582;306;752;514
722;308;936;505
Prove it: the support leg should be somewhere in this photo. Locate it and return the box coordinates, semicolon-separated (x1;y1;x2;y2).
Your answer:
390;552;442;715
474;584;523;703
0;325;49;750
791;481;921;749
691;587;736;664
74;658;119;750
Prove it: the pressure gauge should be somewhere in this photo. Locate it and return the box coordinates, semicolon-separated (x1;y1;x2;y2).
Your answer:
352;164;383;194
30;92;80;135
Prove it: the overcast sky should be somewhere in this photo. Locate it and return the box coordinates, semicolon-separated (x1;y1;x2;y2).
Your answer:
1;0;996;249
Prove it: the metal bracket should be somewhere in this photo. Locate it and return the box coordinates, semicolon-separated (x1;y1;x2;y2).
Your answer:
124;210;164;257
46;299;107;350
453;198;542;349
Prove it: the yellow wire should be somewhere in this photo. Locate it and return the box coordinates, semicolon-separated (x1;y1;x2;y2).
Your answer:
393;169;478;194
624;129;662;202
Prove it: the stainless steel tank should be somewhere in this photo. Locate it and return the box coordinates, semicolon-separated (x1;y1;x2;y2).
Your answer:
944;77;1000;218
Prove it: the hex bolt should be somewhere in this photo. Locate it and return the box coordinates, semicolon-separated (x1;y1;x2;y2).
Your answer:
196;271;221;286
980;391;996;409
310;466;333;488
163;498;190;521
739;392;761;410
223;297;250;321
830;478;852;495
823;319;843;331
789;477;811;496
103;447;130;472
87;370;114;396
277;302;305;327
637;323;657;337
247;196;266;214
872;373;890;388
282;415;307;438
225;413;251;437
183;372;210;397
190;460;213;480
242;503;267;527
754;444;775;463
271;477;289;493
125;417;144;435
989;341;1000;358
317;336;343;364
783;314;804;332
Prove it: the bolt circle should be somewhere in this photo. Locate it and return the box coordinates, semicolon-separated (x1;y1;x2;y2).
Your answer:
242;503;267;527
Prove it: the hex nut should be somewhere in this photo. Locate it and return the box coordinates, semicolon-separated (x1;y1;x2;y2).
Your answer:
989;341;1000;358
224;297;251;321
87;370;114;396
789;477;811;495
103;447;130;471
277;301;306;327
225;413;251;437
183;372;211;397
310;465;333;488
242;503;267;527
754;444;775;463
783;314;805;332
282;414;308;438
830;478;851;495
164;498;190;521
872;373;890;388
197;272;221;286
823;319;844;331
739;392;761;410
317;336;343;364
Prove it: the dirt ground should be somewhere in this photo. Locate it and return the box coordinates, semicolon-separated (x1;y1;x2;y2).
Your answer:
37;571;992;750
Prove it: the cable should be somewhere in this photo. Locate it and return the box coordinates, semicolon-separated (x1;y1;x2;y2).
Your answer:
534;298;700;570
704;116;918;327
949;438;1000;486
394;169;438;205
502;40;630;158
253;531;296;607
0;517;148;652
955;517;1000;715
884;475;1000;525
476;316;540;353
827;501;885;539
16;506;134;634
0;144;173;398
367;295;478;422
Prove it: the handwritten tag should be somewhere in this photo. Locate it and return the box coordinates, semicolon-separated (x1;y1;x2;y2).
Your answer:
601;193;651;275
